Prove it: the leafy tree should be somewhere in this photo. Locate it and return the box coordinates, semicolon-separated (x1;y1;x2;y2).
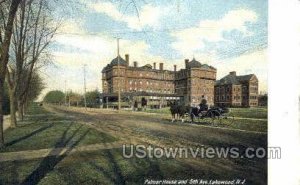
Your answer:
25;72;45;107
43;90;65;104
85;90;100;108
66;91;81;106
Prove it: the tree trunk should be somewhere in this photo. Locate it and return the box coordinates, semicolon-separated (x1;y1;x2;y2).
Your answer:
17;100;24;121
22;103;25;116
0;80;4;148
8;90;17;128
0;0;23;148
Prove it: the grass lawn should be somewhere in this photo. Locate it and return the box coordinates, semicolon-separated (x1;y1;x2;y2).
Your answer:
0;104;118;153
0;104;267;185
185;118;267;132
143;106;268;120
0;148;266;185
228;107;267;119
138;107;267;132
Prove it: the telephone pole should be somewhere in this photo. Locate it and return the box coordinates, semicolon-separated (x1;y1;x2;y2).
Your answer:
116;38;121;110
64;80;67;106
83;64;87;109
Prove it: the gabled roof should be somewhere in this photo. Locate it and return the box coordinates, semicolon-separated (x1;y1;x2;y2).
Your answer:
215;73;256;86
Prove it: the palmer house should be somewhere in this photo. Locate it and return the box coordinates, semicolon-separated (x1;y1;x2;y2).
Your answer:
101;54;217;108
101;54;258;108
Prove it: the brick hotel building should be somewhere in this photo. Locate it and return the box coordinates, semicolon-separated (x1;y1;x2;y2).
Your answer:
102;54;217;108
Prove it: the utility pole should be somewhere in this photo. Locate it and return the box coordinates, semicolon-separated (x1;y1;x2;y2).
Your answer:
83;64;87;110
116;38;121;110
97;87;102;108
64;80;67;106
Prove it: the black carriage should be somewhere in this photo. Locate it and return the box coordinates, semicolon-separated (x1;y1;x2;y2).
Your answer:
190;106;234;124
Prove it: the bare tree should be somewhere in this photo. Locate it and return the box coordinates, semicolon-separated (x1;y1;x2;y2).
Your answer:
6;0;59;124
0;0;22;148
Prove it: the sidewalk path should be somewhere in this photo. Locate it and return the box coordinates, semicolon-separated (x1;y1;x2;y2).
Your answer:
0;141;128;162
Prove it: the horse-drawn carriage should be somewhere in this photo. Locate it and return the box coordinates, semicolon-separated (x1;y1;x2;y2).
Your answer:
169;101;234;124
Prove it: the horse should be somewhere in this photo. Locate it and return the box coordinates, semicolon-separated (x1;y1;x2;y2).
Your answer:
170;101;190;122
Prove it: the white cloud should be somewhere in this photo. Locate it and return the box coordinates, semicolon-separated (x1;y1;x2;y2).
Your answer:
55;34;115;55
171;9;258;57
214;49;267;93
57;20;85;35
40;9;266;100
48;23;173;95
88;2;167;30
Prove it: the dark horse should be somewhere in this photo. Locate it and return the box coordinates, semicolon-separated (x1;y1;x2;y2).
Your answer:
169;101;190;122
170;101;229;123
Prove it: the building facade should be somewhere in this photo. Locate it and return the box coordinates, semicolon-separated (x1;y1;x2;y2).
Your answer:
214;71;259;107
102;54;217;108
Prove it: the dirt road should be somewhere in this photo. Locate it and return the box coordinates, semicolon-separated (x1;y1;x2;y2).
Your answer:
44;105;267;185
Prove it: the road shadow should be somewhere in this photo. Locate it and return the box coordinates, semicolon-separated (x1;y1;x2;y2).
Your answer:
88;142;126;185
5;124;54;147
20;123;89;185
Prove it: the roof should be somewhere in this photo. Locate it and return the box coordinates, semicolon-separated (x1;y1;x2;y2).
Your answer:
187;58;202;68
215;73;256;86
141;64;152;69
110;56;127;66
236;74;254;82
186;58;215;70
101;56;127;72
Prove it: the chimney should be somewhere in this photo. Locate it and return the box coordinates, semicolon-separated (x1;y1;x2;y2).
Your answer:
134;61;138;67
174;65;177;72
185;59;189;69
230;71;236;76
153;62;156;70
125;54;129;66
159;63;163;70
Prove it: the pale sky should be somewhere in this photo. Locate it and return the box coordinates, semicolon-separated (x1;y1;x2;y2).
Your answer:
41;0;268;99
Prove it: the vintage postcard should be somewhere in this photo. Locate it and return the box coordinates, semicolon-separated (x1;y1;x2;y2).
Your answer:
0;0;272;184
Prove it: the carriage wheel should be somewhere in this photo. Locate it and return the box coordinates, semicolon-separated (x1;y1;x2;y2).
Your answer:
207;112;216;124
190;113;194;123
215;110;222;124
217;116;222;124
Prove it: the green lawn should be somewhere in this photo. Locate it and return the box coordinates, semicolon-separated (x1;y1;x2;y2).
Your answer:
0;148;266;185
1;104;118;153
183;117;267;132
142;106;268;120
0;104;267;185
228;107;267;119
144;107;171;114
